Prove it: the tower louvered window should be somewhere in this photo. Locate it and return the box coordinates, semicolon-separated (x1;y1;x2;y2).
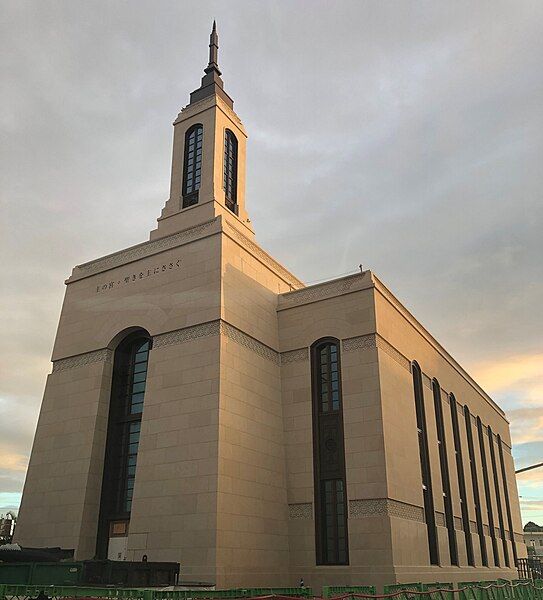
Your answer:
223;129;238;212
182;124;203;208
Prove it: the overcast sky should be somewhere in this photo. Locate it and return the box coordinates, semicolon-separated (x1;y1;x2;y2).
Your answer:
1;0;542;526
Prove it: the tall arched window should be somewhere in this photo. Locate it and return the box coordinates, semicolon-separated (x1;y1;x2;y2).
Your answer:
311;338;349;565
412;362;439;565
477;416;500;566
182;124;203;208
497;434;518;566
464;405;488;566
223;129;238;213
449;393;474;565
488;425;510;566
96;330;151;559
432;379;457;565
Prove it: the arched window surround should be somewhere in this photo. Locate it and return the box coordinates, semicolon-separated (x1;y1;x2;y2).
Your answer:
182;123;203;208
311;337;349;566
223;128;238;213
96;329;151;559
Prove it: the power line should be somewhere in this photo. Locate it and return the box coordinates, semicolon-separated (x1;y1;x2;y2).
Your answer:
516;462;543;475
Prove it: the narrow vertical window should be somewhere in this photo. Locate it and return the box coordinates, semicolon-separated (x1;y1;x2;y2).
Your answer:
449;394;474;565
223;129;238;213
412;363;439;565
497;434;518;566
464;406;488;566
477;416;500;566
488;426;510;566
182;124;203;208
311;339;348;565
96;331;151;559
433;381;458;565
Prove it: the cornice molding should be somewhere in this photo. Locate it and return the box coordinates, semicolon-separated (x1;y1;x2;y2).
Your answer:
176;94;246;134
69;219;218;282
279;272;369;309
373;275;505;418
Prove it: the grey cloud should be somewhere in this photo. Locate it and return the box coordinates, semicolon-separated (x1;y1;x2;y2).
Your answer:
1;0;542;519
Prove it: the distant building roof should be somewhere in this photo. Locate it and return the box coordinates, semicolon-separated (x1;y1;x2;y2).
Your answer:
524;521;543;532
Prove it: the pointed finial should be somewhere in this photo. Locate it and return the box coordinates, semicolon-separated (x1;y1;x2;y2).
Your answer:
207;20;219;72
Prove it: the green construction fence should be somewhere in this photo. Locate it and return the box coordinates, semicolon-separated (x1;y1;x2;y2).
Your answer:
0;578;543;600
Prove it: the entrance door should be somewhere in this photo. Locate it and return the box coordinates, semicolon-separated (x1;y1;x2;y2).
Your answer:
107;520;129;560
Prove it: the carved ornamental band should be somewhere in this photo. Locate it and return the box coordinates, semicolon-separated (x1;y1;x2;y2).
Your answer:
52;348;113;372
288;503;313;520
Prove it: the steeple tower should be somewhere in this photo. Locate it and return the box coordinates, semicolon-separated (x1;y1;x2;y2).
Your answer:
151;22;252;241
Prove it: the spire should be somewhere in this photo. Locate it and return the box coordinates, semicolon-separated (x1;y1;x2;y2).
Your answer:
189;21;233;108
206;20;220;74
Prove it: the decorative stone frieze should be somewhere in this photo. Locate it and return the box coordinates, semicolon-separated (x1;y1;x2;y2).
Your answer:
220;321;280;365
348;498;386;517
153;321;221;348
342;334;376;352
280;348;309;364
52;348;113;372
153;320;280;364
223;221;303;289
288;503;313;520
388;500;425;522
376;336;411;371
348;498;425;523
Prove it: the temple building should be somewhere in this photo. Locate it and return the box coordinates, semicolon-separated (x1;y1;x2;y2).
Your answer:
16;24;526;589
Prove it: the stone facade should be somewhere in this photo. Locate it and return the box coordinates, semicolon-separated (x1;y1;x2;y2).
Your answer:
15;29;526;590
